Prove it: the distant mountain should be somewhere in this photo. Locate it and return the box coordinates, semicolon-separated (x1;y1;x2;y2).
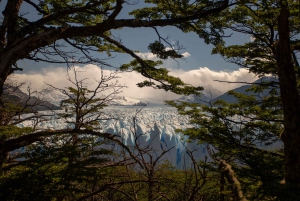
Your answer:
3;86;61;111
203;84;223;98
177;86;222;104
110;96;147;106
212;77;278;103
40;88;68;106
40;88;148;107
177;77;278;104
177;92;212;104
211;84;254;104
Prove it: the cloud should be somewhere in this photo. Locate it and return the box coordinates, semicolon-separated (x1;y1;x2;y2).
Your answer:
13;65;179;103
136;50;191;60
14;65;257;103
170;67;257;94
136;52;159;61
135;51;191;72
14;65;104;91
181;52;191;58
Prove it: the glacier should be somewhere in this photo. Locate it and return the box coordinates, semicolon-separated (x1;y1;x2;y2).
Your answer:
16;106;208;168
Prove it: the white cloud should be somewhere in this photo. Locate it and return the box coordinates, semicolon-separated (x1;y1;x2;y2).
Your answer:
14;65;257;103
136;50;191;61
15;65;105;91
135;52;159;61
14;65;179;103
170;67;257;94
181;52;191;58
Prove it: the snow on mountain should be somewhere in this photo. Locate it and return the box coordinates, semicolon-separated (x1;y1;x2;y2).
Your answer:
177;77;278;104
17;107;208;168
39;88;68;106
110;96;147;106
4;85;60;111
177;90;214;104
40;88;147;107
212;76;278;103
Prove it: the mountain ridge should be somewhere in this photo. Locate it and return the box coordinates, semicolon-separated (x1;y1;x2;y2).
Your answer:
177;77;278;104
3;85;61;111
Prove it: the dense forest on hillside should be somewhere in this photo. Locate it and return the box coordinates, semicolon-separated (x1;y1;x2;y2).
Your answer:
0;0;299;200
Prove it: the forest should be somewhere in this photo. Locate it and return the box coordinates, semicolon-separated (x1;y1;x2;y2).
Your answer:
0;0;299;200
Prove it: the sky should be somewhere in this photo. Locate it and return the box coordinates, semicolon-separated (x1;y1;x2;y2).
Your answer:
1;0;258;102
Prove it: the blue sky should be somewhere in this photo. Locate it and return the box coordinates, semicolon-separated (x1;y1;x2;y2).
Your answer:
1;0;257;101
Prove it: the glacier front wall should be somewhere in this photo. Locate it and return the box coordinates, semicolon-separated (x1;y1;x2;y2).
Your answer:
17;107;209;168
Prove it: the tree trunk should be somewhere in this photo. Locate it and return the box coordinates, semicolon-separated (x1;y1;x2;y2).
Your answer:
148;169;154;201
220;172;225;201
219;160;247;201
0;135;7;175
277;0;300;188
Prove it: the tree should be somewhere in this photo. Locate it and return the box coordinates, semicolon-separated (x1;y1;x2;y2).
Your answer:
167;84;285;199
2;0;300;198
167;0;300;197
212;0;300;188
0;0;230;100
0;76;63;175
48;66;126;130
1;69;226;200
0;1;235;198
276;0;300;187
0;67;146;200
0;1;231;169
97;116;219;201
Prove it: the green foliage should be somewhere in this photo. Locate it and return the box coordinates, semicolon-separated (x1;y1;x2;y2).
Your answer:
3;0;229;106
129;0;226;45
60;85;107;130
0;68;126;200
148;41;183;60
0;125;33;139
120;59;203;95
54;67;124;130
74;35;125;57
2;0;300;199
0;135;112;201
38;0;112;25
167;81;286;199
211;0;299;75
166;0;300;199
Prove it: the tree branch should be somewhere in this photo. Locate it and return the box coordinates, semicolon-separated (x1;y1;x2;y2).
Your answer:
219;160;247;201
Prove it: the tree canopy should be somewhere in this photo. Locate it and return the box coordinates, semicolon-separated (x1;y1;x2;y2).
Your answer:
167;0;300;198
0;0;231;97
1;0;300;200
